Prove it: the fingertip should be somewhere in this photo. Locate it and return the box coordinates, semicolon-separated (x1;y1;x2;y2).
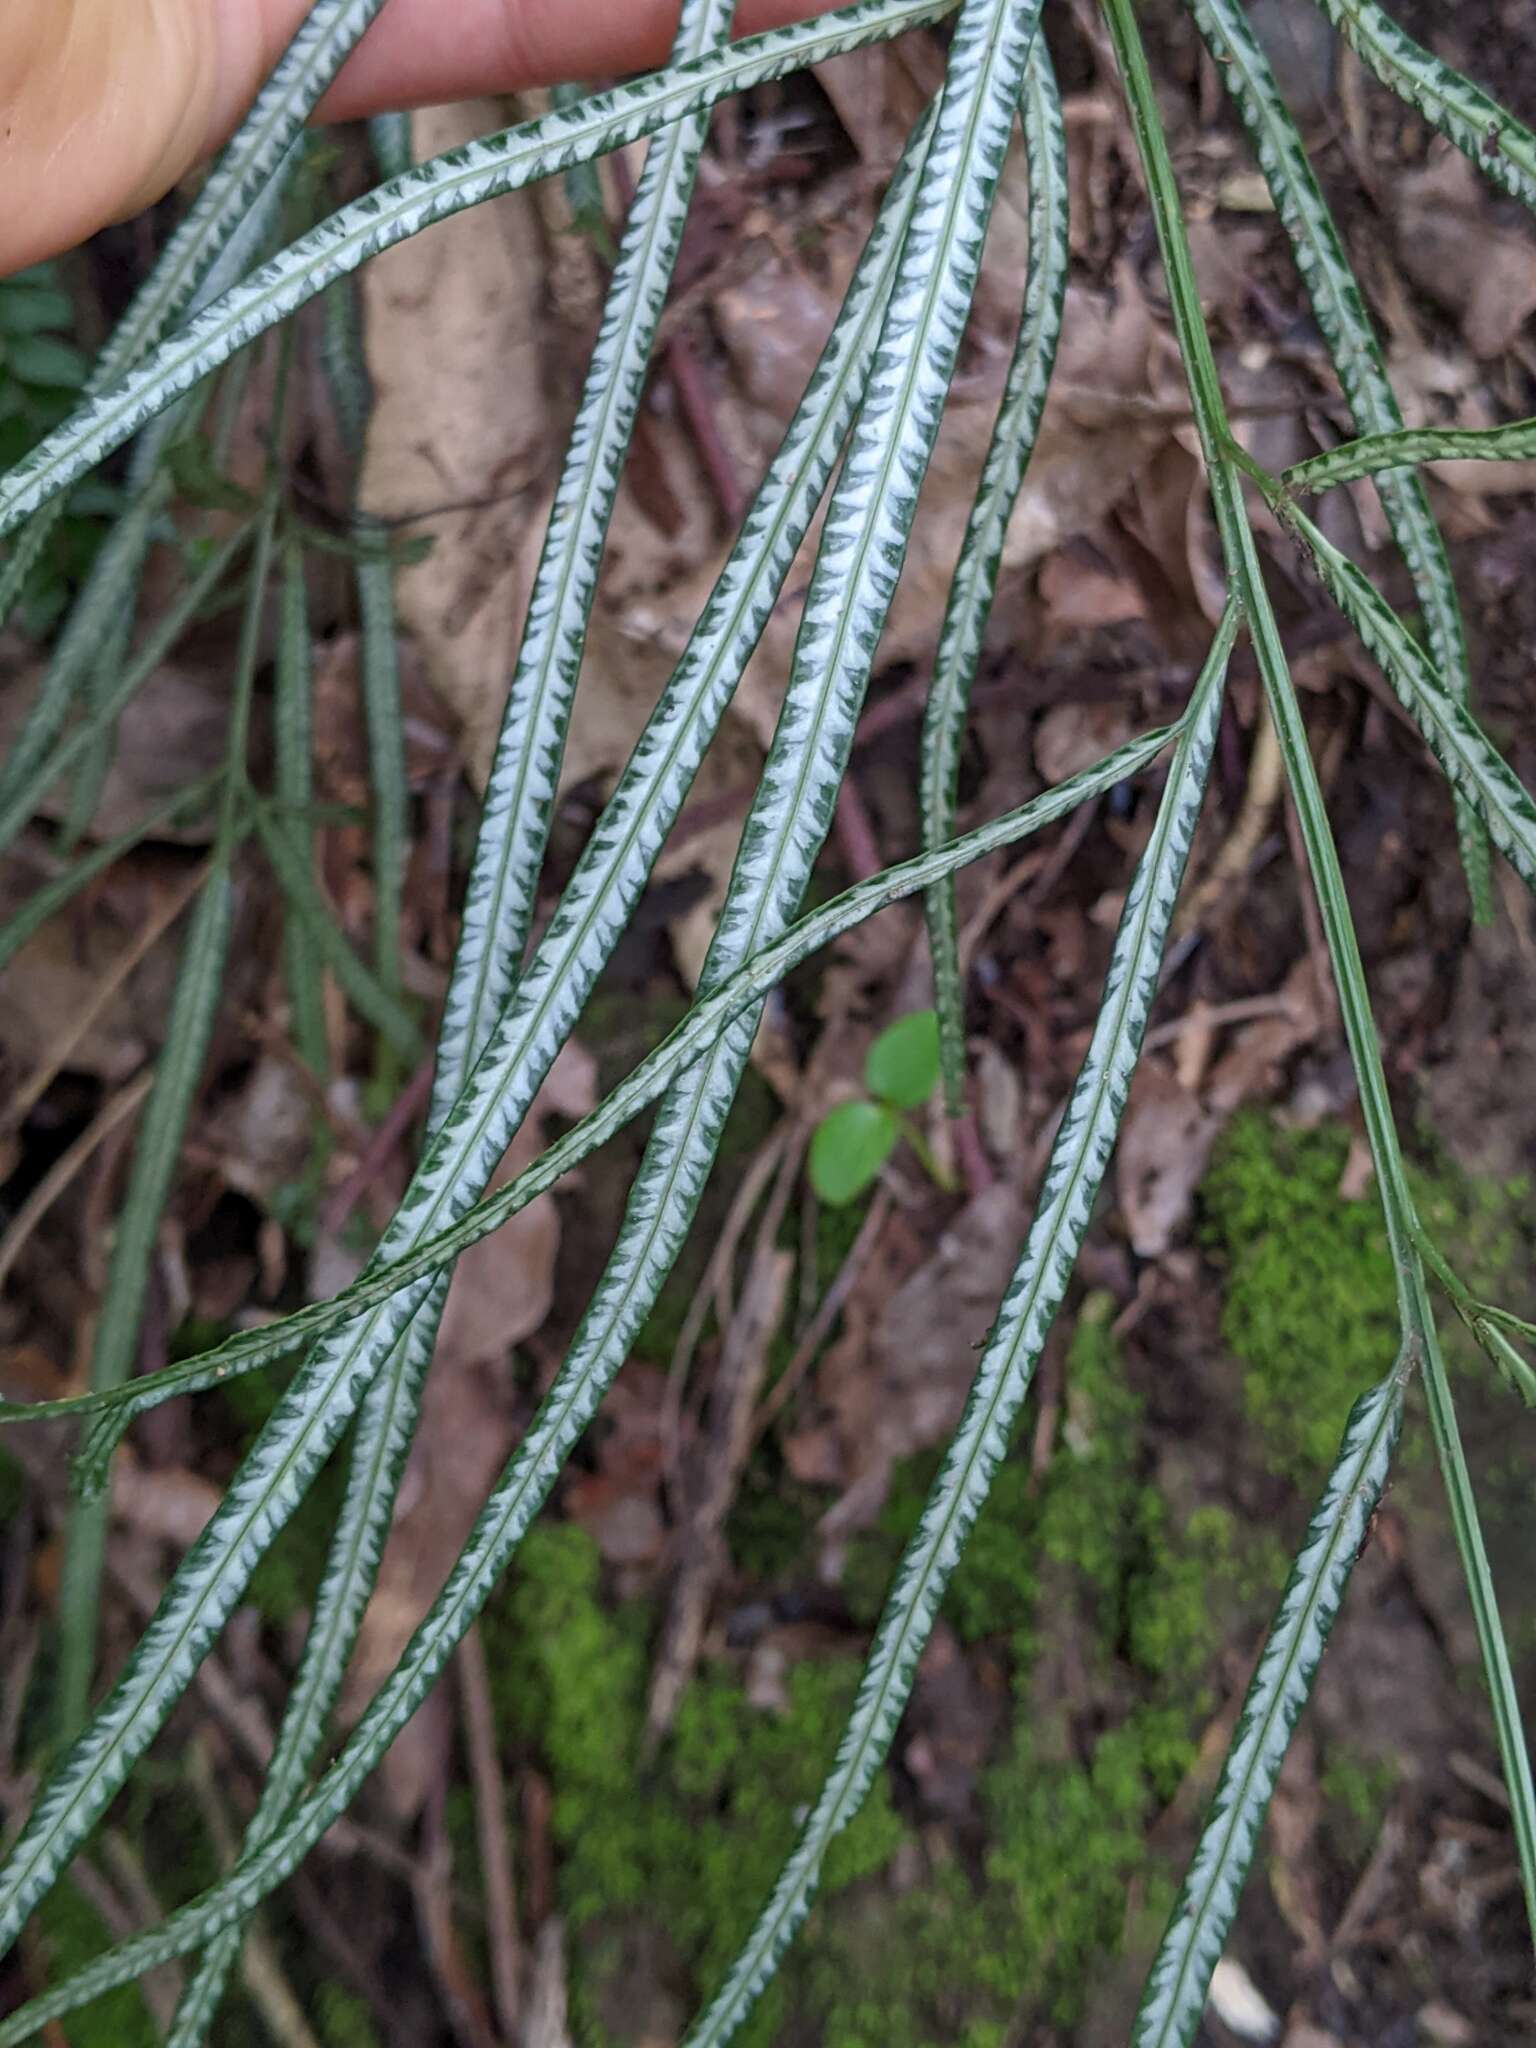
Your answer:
0;0;220;274
307;0;825;125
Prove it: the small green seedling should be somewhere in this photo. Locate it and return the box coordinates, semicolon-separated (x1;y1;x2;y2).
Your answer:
808;1008;951;1207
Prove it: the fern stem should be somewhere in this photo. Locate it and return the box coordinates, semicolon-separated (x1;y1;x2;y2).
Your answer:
51;500;273;1740
922;36;1069;1113
1307;0;1536;213
1104;0;1536;2015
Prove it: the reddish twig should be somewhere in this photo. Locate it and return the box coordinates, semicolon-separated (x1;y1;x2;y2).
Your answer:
319;1054;434;1237
667;329;750;530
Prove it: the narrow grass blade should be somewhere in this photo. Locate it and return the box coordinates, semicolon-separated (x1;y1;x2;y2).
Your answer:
320;269;408;1077
922;36;1068;1111
0;780;217;979
552;84;618;258
437;0;737;1114
1248;499;1536;1967
0;489;166;828
274;542;328;1077
447;0;1056;1806
226;8;1043;1941
0;44;1028;1966
357;565;404;1049
1285;413;1536;494
163;1290;447;2048
1472;1321;1536;1408
1190;0;1490;919
368;116;414;184
1273;499;1536;894
50;869;233;1739
687;596;1233;2048
0;525;253;865
1133;1371;1404;2046
51;486;273;1734
0;516;57;630
98;0;390;381
251;804;423;1061
222;12;1036;1949
1308;0;1536;214
1271;492;1536;1968
59;607;136;854
0;0;957;539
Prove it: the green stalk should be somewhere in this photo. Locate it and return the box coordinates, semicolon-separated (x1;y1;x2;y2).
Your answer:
921;36;1069;1111
1190;0;1490;919
273;540;329;1079
1102;5;1536;2020
321;252;409;1096
1285;413;1536;494
51;503;273;1739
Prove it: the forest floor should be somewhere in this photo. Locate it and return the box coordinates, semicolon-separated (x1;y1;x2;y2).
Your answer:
0;2;1533;2044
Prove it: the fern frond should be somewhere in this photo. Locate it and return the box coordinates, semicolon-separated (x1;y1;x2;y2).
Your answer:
921;36;1069;1112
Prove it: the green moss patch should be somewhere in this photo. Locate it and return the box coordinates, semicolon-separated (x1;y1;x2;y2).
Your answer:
1200;1113;1398;1480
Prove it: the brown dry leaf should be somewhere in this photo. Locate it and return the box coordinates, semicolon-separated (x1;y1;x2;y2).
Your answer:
0;850;199;1086
714;250;846;421
109;1450;220;1553
1036;543;1146;642
0;659;227;842
1205;959;1324;1114
200;1055;315;1204
821;1182;1027;1539
1033;695;1138;786
563;1361;668;1572
813;40;937;169
1115;1060;1220;1259
435;1037;596;1367
341;1041;595;1817
1186;221;1270;319
360;102;554;785
1393;148;1536;359
1386;342;1536;499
